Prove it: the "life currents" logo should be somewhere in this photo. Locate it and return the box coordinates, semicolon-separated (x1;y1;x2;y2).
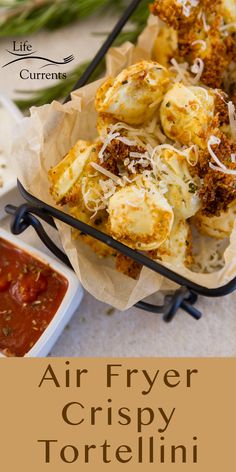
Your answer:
2;40;75;80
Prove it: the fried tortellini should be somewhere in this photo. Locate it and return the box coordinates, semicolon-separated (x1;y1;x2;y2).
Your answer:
48;140;98;205
108;176;174;251
221;0;236;23
152;24;178;68
151;219;192;267
48;56;236;278
193;203;236;240
156;148;201;219
160;83;215;147
95;60;170;125
152;0;236;89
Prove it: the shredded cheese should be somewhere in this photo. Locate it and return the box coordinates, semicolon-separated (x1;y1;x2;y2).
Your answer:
116;136;137;146
220;23;236;32
152;143;198;162
170;58;189;83
191;39;207;51
214;89;228;105
207;136;236;176
209;163;236;175
98;131;120;161
129;151;149;159
190;58;204;84
228;101;236;140
81;177;106;216
83;119;202;219
100;120;166;153
201;12;210;32
90;162;121;184
207;136;227;170
176;0;199;17
186;144;199;166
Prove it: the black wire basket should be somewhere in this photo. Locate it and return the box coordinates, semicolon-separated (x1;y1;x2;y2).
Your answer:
5;0;236;321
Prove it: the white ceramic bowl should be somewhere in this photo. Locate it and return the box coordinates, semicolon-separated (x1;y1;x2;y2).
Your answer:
0;228;84;357
0;95;23;220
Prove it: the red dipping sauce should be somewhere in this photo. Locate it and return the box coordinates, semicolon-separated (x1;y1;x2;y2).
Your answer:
0;238;68;357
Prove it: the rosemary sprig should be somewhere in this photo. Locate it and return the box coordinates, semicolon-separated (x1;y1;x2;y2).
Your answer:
12;0;150;110
0;0;125;36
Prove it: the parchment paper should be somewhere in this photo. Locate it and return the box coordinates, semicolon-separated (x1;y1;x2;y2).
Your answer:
12;16;236;310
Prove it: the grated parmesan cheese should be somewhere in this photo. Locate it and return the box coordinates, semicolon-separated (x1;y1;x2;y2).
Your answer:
185;144;199;166
98;131;120;161
201;12;210;32
207;136;236;175
85;118;202;218
190;58;204;84
213;89;228;104
170;58;189;83
220;22;236;32
209;163;236;175
191;39;207;51
228;101;236;140
90;162;122;184
116;136;137;146
176;0;199;17
81;177;106;217
207;135;227;170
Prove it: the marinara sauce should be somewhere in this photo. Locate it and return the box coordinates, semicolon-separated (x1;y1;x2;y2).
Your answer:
0;237;68;356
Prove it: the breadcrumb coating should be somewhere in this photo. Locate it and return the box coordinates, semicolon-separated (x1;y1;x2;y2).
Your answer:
197;133;236;215
151;0;236;88
116;254;142;279
102;138;151;175
151;0;200;30
214;90;230;126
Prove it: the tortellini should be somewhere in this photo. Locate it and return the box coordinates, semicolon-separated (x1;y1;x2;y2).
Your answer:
152;25;178;68
95;60;170;125
193;203;236;240
154;148;201;219
48;140;97;204
48;58;236;278
154;219;192;266
160;83;214;147
221;0;236;24
108;177;174;250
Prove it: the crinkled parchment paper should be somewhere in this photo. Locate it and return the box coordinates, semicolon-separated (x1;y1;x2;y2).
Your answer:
12;16;236;310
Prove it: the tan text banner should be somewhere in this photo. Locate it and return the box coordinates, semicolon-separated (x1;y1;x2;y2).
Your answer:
0;358;235;470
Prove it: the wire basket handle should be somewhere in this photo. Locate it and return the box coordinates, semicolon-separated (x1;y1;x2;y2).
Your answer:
5;202;202;321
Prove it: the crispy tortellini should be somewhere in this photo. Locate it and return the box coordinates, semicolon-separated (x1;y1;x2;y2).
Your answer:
152;0;236;89
160;83;214;147
48;56;236;278
48;140;98;205
95;60;170;125
152;24;178;68
108;177;174;251
152;219;192;266
193;203;236;240
221;0;236;24
156;148;201;219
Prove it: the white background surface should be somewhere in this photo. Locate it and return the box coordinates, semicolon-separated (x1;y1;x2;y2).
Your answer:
0;12;236;357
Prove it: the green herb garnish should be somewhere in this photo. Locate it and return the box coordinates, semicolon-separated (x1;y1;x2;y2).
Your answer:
188;182;198;193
